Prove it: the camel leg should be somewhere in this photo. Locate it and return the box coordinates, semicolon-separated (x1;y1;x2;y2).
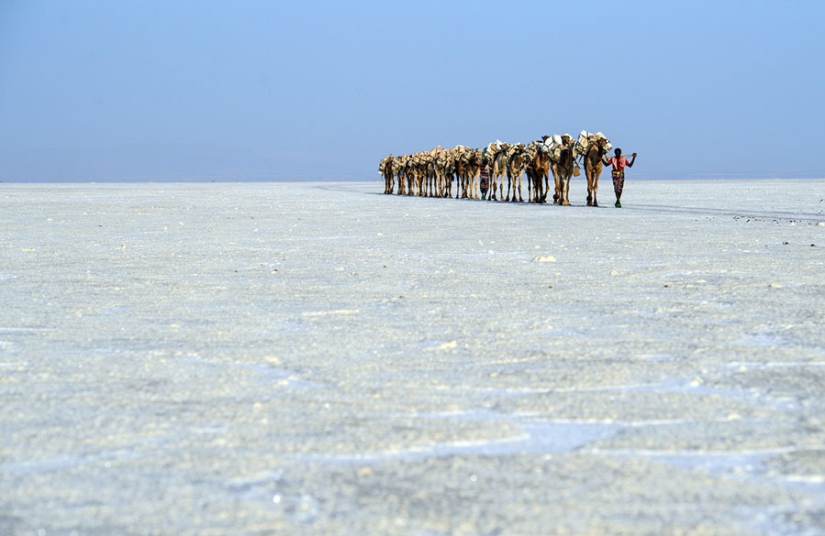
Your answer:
552;169;560;204
586;170;593;206
541;174;550;203
561;175;571;206
592;174;599;207
540;174;547;202
518;176;524;202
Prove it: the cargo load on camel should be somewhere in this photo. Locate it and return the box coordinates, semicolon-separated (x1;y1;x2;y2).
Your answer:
575;131;612;160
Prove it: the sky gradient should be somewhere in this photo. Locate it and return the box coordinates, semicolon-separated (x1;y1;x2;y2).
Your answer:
1;0;824;181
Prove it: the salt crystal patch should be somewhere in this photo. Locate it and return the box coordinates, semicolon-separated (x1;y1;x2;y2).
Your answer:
437;340;457;350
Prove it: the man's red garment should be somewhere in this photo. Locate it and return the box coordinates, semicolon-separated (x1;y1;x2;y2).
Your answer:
607;156;630;171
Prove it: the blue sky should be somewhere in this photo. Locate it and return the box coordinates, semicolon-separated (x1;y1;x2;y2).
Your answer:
1;0;823;181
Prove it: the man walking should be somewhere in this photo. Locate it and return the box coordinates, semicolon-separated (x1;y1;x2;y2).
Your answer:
602;148;637;208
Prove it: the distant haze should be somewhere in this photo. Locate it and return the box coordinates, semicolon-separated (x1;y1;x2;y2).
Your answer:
1;0;824;182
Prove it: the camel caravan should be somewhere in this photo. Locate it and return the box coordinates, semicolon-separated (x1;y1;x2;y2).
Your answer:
378;131;613;206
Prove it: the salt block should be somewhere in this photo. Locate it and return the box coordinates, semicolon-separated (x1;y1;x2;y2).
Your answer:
533;255;557;263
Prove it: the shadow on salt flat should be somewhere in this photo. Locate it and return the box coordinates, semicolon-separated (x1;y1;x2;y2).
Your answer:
0;437;165;476
241;361;326;390
595;447;825;496
621;375;799;412
182;354;325;390
293;413;623;463
739;333;790;347
597;448;782;474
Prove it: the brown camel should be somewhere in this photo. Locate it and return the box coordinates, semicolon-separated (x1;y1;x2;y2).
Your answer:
490;142;509;201
553;144;576;206
506;143;526;202
405;155;418;196
584;138;610;206
466;148;482;199
425;148;439;197
394;155;407;196
452;146;472;199
524;140;551;203
379;155;395;194
433;148;450;198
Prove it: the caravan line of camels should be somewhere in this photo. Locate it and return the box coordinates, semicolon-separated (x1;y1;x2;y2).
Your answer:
378;132;613;206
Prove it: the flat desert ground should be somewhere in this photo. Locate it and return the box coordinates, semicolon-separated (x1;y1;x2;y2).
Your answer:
2;179;825;535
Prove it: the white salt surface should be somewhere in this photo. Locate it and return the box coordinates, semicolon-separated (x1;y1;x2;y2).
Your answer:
2;179;825;535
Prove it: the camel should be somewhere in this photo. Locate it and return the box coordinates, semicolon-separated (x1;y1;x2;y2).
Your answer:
378;155;394;194
489;142;509;201
524;140;551;203
584;137;611;206
434;147;453;198
415;153;428;197
419;155;428;197
467;148;482;199
393;155;407;196
552;139;577;206
441;147;457;198
425;148;439;197
506;143;526;202
405;155;418;196
452;145;472;199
